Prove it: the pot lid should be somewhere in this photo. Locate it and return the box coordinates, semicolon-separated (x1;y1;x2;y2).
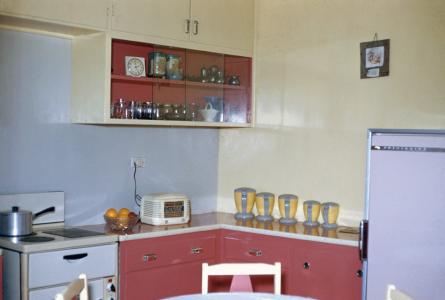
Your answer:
0;206;31;215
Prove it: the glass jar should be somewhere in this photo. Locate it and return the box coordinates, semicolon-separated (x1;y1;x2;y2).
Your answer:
158;104;172;120
141;101;153;120
149;52;166;78
111;98;125;119
166;54;182;80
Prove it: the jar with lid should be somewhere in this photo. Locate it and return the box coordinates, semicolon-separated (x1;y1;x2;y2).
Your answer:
166;54;182;80
111;98;125;119
157;104;172;120
149;52;167;78
171;104;186;120
141;101;153;120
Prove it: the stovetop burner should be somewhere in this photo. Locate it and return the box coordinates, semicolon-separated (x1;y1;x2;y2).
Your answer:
19;236;55;243
42;228;105;238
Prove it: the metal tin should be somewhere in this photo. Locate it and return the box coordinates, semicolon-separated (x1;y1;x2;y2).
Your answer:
149;52;167;78
234;187;256;220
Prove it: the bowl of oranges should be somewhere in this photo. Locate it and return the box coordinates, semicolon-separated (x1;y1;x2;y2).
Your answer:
104;207;139;231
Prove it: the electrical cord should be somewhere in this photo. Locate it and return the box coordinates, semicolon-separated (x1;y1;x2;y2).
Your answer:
133;162;142;206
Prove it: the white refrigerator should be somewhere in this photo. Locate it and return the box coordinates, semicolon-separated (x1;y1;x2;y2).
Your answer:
361;129;445;299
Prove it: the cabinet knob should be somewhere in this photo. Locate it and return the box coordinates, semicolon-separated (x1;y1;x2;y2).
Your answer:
143;253;157;262
248;248;262;257
191;247;203;254
356;270;363;277
303;262;310;269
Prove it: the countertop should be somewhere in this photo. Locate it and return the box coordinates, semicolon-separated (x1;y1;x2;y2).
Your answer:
84;212;359;247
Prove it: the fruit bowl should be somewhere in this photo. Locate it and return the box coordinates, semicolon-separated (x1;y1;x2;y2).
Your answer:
104;214;139;231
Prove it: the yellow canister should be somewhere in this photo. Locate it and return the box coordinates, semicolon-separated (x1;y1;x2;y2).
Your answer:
255;192;275;222
321;202;340;228
278;194;298;224
234;187;256;220
303;200;321;226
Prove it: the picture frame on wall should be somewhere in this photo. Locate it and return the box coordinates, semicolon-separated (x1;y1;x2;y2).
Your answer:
360;39;390;79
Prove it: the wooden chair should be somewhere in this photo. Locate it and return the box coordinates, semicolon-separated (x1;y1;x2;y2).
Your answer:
55;273;88;300
202;262;281;295
386;284;413;300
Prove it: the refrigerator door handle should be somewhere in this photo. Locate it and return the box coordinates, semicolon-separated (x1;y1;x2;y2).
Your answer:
359;219;368;261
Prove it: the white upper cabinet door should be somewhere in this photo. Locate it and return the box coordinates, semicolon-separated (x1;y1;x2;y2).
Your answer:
111;0;191;42
190;0;254;53
0;0;110;29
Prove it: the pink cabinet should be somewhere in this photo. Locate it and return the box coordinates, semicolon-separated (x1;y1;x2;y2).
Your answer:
119;230;219;300
118;229;361;299
289;239;362;300
220;230;292;294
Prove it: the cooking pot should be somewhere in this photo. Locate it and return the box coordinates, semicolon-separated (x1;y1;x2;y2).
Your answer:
0;206;55;236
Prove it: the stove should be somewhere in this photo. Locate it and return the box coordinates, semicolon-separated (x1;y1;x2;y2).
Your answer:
0;192;118;300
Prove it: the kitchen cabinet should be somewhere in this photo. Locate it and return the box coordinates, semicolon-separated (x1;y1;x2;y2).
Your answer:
111;0;191;42
118;229;361;299
221;230;293;294
72;34;253;127
290;239;362;300
119;231;219;300
110;0;254;56
0;0;110;30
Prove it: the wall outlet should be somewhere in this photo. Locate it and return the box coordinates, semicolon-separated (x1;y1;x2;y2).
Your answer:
131;157;145;168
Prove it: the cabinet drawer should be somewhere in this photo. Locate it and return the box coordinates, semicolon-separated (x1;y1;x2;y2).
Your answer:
121;232;216;273
28;243;117;289
222;231;290;265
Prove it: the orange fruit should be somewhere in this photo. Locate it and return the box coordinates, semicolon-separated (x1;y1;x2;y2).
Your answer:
118;208;130;218
105;208;118;218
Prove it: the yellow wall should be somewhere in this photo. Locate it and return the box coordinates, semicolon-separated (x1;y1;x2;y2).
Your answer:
217;0;445;225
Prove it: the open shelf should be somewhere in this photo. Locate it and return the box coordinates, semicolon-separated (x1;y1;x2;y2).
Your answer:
111;74;247;91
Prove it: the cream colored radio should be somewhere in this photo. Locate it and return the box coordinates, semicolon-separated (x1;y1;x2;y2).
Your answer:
140;193;190;225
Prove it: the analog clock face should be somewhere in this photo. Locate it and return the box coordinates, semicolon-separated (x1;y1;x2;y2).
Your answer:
126;57;145;77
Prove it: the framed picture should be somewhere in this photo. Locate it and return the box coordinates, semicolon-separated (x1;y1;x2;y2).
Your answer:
360;39;390;79
125;56;146;77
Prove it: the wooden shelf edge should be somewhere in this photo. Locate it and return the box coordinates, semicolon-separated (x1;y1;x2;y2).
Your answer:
111;74;246;90
73;119;252;128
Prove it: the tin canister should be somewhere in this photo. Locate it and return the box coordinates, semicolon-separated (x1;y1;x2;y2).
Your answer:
149;52;166;78
255;192;275;222
278;194;298;224
234;187;256;220
303;200;321;226
321;202;340;228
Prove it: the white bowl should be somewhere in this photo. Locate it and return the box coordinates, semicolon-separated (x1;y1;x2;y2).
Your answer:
199;108;218;122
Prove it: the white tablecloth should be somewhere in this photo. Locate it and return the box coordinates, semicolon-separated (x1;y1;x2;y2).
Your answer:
164;292;314;300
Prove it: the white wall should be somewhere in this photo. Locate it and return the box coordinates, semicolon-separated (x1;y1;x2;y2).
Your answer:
217;0;445;225
0;29;219;225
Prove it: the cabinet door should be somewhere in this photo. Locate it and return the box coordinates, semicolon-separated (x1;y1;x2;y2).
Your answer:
0;0;109;29
190;0;254;52
111;0;190;42
0;255;2;300
221;230;292;294
122;260;216;300
291;240;362;300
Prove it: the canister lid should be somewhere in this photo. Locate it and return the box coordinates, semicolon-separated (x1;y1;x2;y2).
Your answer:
304;200;320;205
256;192;275;199
234;187;256;193
278;194;298;200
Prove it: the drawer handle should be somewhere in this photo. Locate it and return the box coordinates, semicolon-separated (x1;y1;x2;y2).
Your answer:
303;262;310;269
63;253;88;261
191;247;203;254
143;253;157;262
248;249;262;257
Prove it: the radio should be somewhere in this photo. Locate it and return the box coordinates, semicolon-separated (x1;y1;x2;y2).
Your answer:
140;193;190;225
